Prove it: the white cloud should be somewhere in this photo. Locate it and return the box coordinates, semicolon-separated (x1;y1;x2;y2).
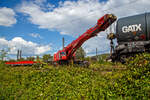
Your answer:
82;32;110;55
0;7;17;26
17;0;150;55
33;0;47;4
0;37;51;55
29;33;42;39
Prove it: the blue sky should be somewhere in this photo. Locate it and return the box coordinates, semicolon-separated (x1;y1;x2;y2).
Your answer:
0;0;149;59
0;0;76;57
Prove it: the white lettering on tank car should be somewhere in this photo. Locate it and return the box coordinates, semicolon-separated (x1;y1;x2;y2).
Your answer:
122;24;142;33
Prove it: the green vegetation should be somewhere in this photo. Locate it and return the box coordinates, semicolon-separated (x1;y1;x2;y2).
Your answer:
0;49;8;61
111;53;150;98
0;53;150;99
75;47;86;60
42;54;53;63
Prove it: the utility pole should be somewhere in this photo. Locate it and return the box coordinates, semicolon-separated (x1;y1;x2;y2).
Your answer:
17;49;22;60
20;50;22;59
17;49;19;60
62;37;65;49
96;48;98;61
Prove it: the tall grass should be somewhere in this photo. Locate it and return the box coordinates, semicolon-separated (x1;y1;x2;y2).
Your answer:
0;53;150;99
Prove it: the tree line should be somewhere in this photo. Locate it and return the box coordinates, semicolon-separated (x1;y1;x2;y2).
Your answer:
0;47;86;63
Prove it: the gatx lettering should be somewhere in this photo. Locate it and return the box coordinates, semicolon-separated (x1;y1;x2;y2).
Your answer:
122;24;142;33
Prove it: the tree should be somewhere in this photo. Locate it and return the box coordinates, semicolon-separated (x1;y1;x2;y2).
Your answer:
18;58;25;61
26;56;35;61
75;47;86;60
42;54;52;63
9;59;16;62
36;55;40;61
0;49;7;61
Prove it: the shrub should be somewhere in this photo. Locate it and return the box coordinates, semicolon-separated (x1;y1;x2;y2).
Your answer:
32;63;43;69
110;53;150;99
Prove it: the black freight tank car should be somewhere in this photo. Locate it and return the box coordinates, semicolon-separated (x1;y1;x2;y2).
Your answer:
111;13;150;63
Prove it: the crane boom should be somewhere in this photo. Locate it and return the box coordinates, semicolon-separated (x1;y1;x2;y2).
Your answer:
53;14;117;64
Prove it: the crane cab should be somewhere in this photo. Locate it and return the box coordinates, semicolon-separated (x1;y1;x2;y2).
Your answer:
53;50;67;62
60;51;67;60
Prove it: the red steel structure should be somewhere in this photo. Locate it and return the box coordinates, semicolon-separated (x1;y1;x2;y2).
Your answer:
53;14;117;65
5;61;39;66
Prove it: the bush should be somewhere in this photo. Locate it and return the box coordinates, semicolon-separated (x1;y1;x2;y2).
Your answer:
0;61;6;68
32;63;43;69
110;53;150;99
1;53;150;99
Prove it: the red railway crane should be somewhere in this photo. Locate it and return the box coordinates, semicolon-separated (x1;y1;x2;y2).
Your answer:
53;14;117;65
